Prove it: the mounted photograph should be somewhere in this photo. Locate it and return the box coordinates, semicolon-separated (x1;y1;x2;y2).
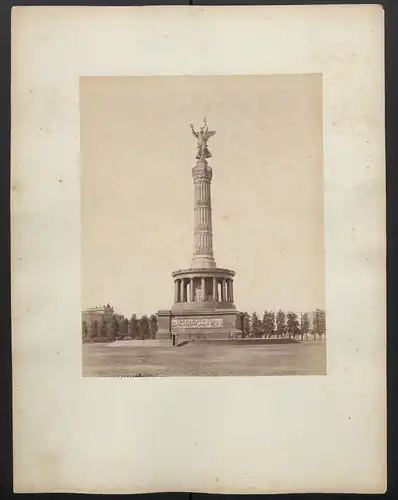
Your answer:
12;5;385;494
81;75;326;377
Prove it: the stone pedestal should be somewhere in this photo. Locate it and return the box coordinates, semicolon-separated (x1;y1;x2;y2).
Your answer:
157;310;173;340
172;311;242;341
158;309;242;341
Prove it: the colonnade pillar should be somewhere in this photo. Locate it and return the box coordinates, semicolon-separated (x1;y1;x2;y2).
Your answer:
179;280;184;303
174;280;179;303
229;279;234;303
213;277;218;301
185;280;189;302
190;278;194;301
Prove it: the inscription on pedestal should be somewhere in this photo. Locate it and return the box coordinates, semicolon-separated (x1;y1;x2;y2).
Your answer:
172;318;223;329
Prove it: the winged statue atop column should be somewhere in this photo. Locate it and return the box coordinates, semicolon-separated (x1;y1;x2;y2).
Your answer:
190;117;216;160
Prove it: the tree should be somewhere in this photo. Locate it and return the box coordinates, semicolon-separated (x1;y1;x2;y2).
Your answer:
242;312;251;338
149;314;158;340
262;311;275;338
287;312;300;339
138;315;150;340
108;315;120;339
313;309;326;340
129;314;138;339
99;318;107;338
119;317;129;339
251;312;262;338
300;313;310;340
82;320;88;340
90;319;99;338
320;310;326;338
270;312;276;337
276;310;286;338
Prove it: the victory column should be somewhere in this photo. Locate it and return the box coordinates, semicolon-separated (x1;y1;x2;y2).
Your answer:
157;118;243;341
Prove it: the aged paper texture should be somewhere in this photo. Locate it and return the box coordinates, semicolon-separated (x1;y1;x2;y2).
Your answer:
11;5;386;494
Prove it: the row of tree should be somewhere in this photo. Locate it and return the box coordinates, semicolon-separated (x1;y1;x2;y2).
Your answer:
240;309;326;340
82;309;326;342
82;314;158;342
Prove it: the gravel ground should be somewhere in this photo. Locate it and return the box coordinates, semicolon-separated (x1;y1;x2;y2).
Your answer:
82;339;326;377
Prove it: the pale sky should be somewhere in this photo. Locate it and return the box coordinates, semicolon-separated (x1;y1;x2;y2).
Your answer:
81;75;324;318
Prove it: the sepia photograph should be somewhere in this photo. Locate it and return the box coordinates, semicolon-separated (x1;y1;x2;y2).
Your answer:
81;75;326;377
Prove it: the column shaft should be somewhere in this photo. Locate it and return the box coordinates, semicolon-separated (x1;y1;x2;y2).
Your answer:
179;280;184;302
201;277;206;301
212;277;217;301
190;278;194;301
191;162;216;269
184;280;188;302
174;280;179;303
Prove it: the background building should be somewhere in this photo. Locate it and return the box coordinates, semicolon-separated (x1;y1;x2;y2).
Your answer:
82;304;114;327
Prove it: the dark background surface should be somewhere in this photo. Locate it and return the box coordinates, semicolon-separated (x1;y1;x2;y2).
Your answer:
1;0;395;498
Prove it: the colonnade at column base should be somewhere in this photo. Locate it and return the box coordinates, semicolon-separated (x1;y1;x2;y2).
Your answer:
171;267;236;306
